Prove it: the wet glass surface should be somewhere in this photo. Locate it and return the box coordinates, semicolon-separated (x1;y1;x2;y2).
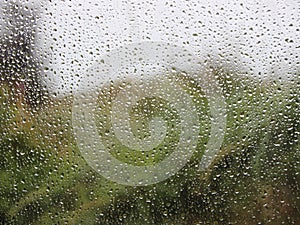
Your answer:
0;1;299;224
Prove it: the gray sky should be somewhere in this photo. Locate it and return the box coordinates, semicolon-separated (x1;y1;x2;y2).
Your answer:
2;0;299;96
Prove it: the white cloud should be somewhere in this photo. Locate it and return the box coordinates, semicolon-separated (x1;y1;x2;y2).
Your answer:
2;0;299;96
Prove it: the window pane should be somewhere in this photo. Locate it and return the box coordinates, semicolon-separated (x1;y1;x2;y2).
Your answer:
1;0;299;224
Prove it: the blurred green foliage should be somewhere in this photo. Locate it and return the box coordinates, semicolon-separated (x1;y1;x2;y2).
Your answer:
0;72;299;224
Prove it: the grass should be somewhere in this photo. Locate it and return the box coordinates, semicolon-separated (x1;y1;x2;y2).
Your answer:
0;71;299;224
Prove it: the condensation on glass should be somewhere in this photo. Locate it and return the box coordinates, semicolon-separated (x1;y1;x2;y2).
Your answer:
0;0;299;224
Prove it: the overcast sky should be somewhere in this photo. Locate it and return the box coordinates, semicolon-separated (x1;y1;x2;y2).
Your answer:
1;0;299;96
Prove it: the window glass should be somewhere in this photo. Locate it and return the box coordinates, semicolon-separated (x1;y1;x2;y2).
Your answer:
1;0;299;224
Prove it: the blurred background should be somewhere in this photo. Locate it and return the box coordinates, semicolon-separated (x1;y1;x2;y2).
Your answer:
0;0;299;224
